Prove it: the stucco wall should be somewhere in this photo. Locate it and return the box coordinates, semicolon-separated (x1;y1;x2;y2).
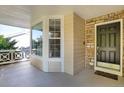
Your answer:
85;10;124;74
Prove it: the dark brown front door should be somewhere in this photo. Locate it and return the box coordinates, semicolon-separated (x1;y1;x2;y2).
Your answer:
97;22;120;66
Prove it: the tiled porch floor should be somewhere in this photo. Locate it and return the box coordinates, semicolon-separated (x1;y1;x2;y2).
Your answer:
0;62;124;87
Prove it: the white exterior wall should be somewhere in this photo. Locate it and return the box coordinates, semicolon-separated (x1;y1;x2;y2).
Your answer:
31;12;85;75
31;16;64;72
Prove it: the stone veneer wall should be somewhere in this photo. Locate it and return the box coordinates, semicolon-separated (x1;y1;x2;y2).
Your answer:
85;10;124;73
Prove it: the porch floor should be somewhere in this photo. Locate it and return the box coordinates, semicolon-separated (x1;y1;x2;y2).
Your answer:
0;62;124;87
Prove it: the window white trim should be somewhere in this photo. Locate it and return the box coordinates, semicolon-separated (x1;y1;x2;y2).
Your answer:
47;16;64;72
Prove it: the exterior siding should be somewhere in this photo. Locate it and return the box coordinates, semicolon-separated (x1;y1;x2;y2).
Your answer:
73;13;85;74
64;12;74;75
64;12;85;75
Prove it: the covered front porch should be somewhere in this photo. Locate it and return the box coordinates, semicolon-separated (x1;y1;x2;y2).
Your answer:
0;62;124;87
0;5;124;87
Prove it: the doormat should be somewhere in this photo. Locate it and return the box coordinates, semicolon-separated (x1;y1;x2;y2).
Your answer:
95;71;118;80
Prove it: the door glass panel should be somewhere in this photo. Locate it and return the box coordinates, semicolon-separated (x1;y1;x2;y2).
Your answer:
100;51;106;62
109;51;116;63
109;33;116;47
100;34;106;47
96;21;120;68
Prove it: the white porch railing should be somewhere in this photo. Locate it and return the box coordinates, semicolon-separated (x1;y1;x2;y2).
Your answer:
0;50;30;65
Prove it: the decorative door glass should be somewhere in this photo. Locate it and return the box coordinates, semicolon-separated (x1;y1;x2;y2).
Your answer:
97;22;120;65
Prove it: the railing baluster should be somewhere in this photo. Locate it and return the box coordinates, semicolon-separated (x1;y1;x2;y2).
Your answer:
0;50;30;65
11;50;14;63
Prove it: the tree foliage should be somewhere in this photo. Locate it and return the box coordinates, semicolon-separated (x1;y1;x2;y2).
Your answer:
0;35;18;50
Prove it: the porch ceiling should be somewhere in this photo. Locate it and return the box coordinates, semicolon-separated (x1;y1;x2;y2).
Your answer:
0;5;124;28
31;5;124;20
0;5;31;28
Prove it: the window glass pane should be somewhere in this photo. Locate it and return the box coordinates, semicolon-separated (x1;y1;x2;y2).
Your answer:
55;26;60;31
49;39;60;45
54;32;60;37
49;39;60;58
49;19;61;58
49;19;61;38
55;19;60;26
49;19;55;26
32;22;43;56
49;26;55;31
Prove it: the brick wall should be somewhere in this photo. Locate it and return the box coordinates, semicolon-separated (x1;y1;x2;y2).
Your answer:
85;10;124;71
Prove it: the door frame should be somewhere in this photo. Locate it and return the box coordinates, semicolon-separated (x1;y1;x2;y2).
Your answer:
94;19;123;76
